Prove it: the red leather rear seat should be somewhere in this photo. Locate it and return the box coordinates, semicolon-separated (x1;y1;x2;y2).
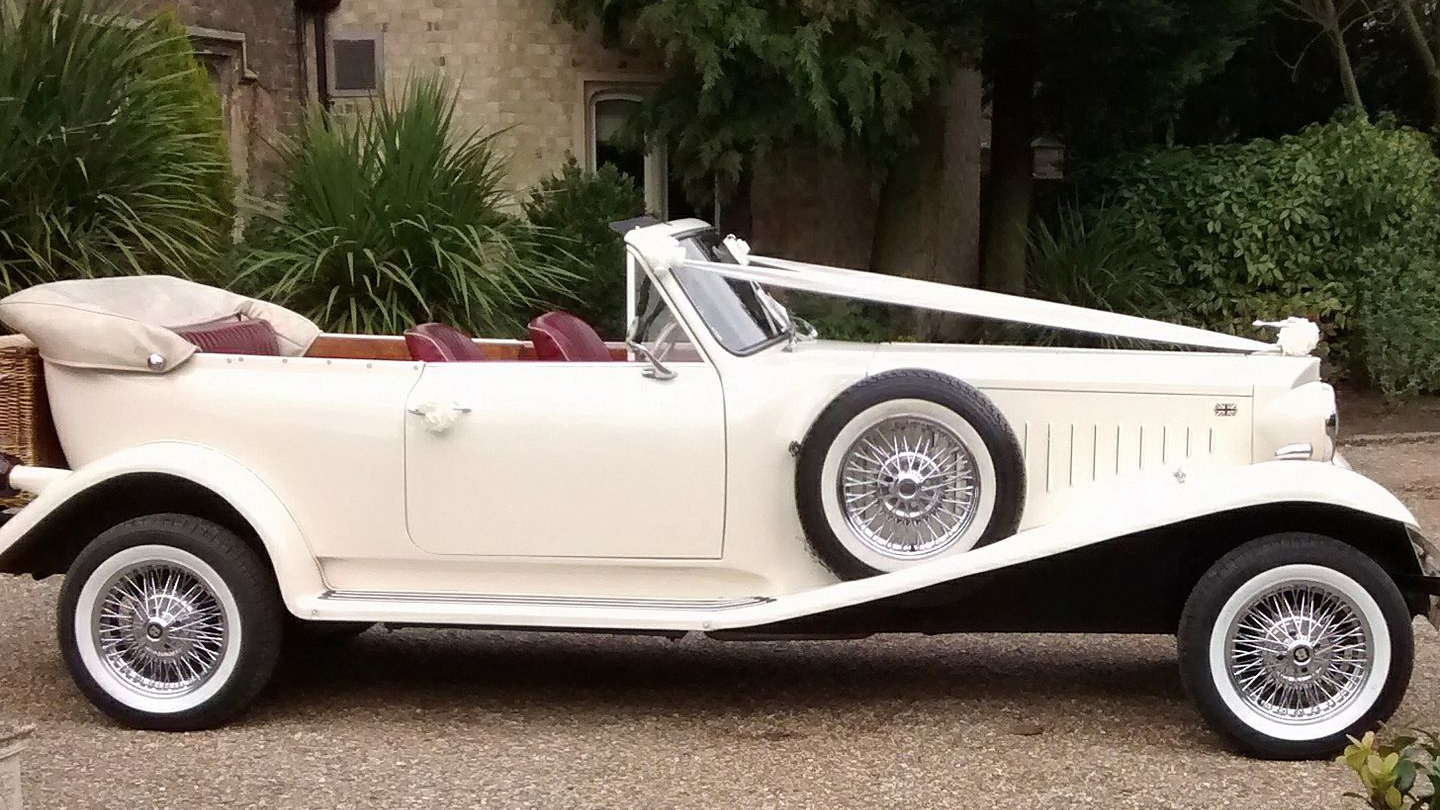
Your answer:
404;322;488;362
173;316;280;355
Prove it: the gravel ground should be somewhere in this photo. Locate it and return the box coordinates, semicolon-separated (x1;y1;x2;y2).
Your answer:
0;436;1437;809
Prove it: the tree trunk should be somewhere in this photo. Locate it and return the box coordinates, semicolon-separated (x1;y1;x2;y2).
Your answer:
1396;0;1440;127
718;165;753;240
981;42;1035;296
1327;26;1366;113
1306;0;1366;113
869;58;983;341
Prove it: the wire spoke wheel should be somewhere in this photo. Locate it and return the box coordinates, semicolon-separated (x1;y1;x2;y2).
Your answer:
1224;581;1372;725
837;414;980;558
62;518;286;730
801;374;1023;580
91;559;229;698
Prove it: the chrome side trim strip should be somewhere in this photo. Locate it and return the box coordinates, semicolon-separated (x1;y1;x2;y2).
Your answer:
318;590;772;611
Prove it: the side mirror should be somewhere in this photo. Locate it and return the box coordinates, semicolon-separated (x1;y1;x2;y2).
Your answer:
784;316;818;352
625;318;677;381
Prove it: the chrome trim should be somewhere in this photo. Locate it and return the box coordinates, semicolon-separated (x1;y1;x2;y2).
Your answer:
1411;527;1440;578
1405;528;1438;630
838;413;980;559
319;590;771;611
1273;442;1314;461
1225;579;1373;723
93;559;228;698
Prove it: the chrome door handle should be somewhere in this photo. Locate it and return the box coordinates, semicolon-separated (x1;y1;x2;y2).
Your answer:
407;402;471;415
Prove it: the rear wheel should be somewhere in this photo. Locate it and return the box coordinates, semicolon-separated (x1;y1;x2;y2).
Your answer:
1178;533;1413;759
58;514;283;730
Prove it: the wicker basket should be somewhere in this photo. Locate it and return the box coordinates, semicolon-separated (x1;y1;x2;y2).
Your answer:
0;336;65;507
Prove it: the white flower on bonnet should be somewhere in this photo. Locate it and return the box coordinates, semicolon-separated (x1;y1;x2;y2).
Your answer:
1253;317;1321;357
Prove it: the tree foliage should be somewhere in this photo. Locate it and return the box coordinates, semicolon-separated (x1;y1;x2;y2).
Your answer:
992;0;1264;159
554;0;943;201
148;9;236;240
974;0;1262;293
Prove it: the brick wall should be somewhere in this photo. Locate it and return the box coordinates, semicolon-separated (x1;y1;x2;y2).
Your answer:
328;0;884;264
330;0;659;193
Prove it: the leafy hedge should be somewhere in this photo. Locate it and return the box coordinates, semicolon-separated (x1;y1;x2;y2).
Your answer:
1079;115;1440;390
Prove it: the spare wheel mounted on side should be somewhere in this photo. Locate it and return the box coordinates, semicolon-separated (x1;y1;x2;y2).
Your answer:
795;369;1026;579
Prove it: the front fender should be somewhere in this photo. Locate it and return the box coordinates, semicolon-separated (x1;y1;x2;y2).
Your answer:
707;461;1421;629
0;441;323;613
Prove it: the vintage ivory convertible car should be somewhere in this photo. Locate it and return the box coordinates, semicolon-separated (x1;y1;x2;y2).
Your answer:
0;218;1435;758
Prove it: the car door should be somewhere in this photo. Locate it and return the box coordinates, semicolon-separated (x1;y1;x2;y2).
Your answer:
402;311;725;559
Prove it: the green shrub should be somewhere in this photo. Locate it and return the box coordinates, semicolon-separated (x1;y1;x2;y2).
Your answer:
1081;114;1440;378
522;157;646;339
237;77;572;336
1027;204;1178;319
1337;730;1440;809
0;0;234;289
148;10;235;240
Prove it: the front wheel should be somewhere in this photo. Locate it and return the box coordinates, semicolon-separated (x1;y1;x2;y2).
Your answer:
58;514;284;730
1178;533;1414;759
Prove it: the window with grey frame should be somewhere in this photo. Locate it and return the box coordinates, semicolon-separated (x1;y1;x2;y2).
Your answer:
328;32;382;97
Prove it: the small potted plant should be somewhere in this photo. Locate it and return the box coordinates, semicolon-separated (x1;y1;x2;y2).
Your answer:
0;723;33;810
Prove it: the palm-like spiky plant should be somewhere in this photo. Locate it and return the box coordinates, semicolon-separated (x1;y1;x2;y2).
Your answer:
0;0;233;290
237;77;574;336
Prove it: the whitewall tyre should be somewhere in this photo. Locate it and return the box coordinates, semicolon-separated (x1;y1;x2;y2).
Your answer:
1178;533;1414;760
58;514;284;731
795;369;1025;579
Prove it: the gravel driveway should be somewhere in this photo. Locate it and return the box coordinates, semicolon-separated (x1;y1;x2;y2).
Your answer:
1;435;1437;810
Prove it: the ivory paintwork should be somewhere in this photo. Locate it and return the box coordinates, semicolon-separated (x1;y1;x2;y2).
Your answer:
0;220;1415;630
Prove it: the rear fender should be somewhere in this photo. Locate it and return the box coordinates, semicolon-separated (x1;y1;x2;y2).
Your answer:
0;442;322;613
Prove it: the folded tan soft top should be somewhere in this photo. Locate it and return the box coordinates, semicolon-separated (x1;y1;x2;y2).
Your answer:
0;276;320;373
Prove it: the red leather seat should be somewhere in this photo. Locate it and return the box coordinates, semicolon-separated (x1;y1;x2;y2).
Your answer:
528;312;613;362
173;316;280;355
405;322;488;362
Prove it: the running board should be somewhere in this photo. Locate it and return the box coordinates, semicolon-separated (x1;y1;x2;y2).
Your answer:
299;589;775;632
319;590;770;612
284;465;1412;633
